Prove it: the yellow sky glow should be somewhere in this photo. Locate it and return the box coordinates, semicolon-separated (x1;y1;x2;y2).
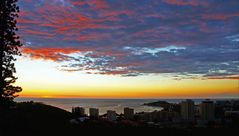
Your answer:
15;58;239;98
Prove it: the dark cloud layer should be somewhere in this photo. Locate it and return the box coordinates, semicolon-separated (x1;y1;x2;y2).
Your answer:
18;0;239;79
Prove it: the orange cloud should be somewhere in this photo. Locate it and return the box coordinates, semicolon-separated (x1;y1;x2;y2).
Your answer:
22;47;80;61
70;1;85;6
206;75;239;80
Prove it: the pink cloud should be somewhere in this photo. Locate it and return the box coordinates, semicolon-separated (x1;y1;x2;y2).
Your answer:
162;0;208;6
202;13;239;20
24;30;55;37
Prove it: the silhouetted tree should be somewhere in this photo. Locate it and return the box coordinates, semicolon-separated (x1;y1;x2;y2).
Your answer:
0;0;22;108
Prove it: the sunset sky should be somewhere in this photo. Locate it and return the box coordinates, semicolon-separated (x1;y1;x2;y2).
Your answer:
15;0;239;98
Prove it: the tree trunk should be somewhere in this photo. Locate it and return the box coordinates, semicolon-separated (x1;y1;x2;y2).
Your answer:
0;40;3;99
0;0;5;100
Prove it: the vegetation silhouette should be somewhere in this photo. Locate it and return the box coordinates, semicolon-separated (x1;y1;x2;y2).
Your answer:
0;0;22;109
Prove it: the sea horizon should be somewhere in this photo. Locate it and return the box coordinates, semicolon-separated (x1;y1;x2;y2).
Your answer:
16;95;239;99
15;97;238;114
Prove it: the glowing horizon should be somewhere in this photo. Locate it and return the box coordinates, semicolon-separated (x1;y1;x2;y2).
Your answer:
15;58;238;99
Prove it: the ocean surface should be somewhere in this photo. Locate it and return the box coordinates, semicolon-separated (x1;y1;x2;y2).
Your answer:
15;98;234;115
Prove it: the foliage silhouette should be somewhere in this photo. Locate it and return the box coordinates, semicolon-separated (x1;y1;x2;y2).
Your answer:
0;0;22;108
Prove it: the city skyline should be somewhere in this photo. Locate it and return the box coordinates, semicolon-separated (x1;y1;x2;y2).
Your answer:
15;0;239;98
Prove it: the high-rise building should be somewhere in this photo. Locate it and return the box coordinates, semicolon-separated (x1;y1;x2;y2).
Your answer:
200;100;215;120
107;110;117;122
180;99;195;120
124;107;134;120
89;108;99;119
72;107;85;116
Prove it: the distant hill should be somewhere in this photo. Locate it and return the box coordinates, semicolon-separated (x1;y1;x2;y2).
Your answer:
143;100;180;112
143;100;170;107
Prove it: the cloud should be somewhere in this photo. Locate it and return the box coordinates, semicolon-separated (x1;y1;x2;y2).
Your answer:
22;47;80;61
201;13;239;21
48;45;239;79
123;46;186;56
205;75;239;80
18;0;239;79
162;0;208;6
226;34;239;42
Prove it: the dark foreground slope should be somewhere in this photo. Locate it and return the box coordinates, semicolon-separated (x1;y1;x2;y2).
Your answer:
0;102;237;136
0;102;73;135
